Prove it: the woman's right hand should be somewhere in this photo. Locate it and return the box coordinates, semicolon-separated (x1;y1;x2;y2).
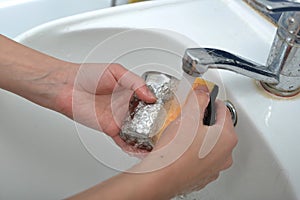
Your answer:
132;86;238;198
67;87;238;200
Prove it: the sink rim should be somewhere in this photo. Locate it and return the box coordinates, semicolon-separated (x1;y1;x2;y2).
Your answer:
13;0;300;199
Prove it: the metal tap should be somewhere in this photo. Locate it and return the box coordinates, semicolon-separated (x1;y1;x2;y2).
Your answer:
182;0;300;97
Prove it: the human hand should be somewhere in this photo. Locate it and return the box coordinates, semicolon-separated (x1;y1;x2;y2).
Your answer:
129;86;238;198
0;35;155;150
0;33;236;199
54;63;156;149
66;84;238;200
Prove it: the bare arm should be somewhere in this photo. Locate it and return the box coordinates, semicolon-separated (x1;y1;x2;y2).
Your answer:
0;34;76;110
0;34;237;200
0;34;155;143
68;90;237;200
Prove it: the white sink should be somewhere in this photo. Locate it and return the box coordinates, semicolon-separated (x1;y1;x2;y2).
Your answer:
0;0;116;38
1;0;299;199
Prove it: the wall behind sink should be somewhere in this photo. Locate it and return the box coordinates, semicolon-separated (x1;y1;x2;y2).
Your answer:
0;0;129;38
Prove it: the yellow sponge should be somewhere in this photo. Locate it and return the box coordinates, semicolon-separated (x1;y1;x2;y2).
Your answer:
153;78;218;144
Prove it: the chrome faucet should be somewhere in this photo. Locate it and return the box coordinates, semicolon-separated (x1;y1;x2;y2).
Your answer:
182;0;300;97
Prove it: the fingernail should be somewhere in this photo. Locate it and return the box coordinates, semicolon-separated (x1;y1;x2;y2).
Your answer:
194;89;210;97
146;89;156;100
193;85;209;93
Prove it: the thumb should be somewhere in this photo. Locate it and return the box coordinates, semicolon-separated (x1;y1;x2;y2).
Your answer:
109;64;156;103
181;86;210;122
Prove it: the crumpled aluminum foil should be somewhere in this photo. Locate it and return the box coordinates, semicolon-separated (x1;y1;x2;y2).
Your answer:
120;71;179;151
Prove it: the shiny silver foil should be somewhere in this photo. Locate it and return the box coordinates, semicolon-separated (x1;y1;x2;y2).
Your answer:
120;72;179;151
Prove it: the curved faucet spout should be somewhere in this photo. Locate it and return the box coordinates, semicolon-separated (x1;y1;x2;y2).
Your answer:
182;48;280;84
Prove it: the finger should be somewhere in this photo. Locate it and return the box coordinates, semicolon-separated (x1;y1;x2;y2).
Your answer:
182;87;210;120
193;83;209;93
199;100;238;159
135;85;157;103
110;89;133;128
214;100;228;126
220;156;233;171
109;64;156;103
191;173;220;192
112;135;149;158
215;100;234;127
215;100;238;148
202;173;219;188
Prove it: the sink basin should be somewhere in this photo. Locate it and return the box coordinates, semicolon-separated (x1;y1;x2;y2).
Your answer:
1;0;299;199
0;0;116;38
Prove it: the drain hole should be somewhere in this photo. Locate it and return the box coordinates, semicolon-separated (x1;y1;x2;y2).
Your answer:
224;100;237;127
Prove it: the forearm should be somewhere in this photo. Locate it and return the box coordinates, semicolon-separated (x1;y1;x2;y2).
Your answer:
0;34;76;111
67;170;173;200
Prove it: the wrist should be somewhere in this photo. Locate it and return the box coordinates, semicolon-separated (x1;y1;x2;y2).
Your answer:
19;59;76;111
127;161;178;200
40;61;78;112
0;35;79;114
36;60;79;117
68;170;174;200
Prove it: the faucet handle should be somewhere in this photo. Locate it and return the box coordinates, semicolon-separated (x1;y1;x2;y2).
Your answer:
250;0;300;39
248;1;300;96
248;0;300;13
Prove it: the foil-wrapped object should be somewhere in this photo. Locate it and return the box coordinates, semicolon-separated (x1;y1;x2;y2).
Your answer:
120;71;179;151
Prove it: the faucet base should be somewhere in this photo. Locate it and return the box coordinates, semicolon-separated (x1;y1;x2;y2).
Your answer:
260;82;300;97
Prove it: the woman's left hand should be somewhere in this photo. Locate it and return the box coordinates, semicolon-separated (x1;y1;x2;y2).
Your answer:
54;63;156;149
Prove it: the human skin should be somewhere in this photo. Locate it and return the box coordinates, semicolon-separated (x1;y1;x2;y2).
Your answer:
0;34;156;150
68;89;237;200
0;34;238;199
